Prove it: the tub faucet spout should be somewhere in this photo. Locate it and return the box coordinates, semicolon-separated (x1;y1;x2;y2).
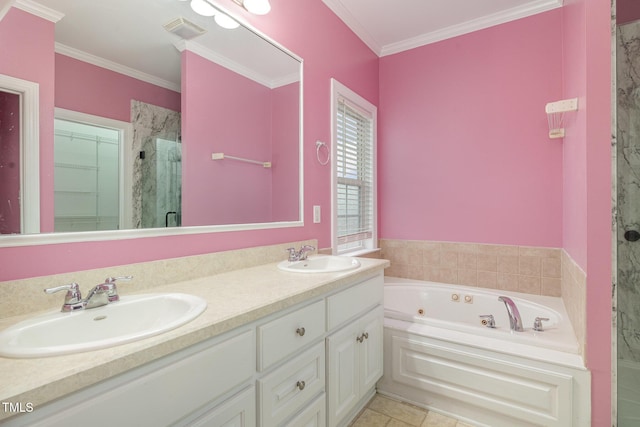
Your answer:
498;296;524;332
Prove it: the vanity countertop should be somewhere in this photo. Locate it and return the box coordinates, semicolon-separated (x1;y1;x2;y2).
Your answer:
0;257;389;421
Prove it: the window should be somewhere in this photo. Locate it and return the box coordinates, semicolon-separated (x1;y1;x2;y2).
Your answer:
331;79;377;255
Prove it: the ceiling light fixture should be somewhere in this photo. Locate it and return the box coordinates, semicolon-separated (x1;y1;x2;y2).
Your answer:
214;13;240;29
189;0;240;30
190;0;216;17
232;0;271;15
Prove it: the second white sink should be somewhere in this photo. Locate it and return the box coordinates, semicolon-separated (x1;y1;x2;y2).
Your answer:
277;255;361;273
0;293;207;358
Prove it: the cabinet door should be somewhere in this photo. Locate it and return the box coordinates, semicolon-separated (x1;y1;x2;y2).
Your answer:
359;306;384;393
326;322;359;427
187;386;255;427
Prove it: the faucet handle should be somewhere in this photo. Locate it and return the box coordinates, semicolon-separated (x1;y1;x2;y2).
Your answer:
104;276;133;283
533;317;550;331
479;314;496;328
298;245;315;260
44;283;84;312
286;247;298;261
101;276;132;302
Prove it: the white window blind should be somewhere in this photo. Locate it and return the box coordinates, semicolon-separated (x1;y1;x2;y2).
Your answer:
335;95;375;253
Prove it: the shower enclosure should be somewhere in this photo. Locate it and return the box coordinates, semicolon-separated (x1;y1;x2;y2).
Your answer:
617;18;640;427
140;136;182;228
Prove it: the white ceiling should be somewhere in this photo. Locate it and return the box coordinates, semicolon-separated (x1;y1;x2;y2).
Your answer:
12;0;300;91
322;0;563;57
7;0;564;90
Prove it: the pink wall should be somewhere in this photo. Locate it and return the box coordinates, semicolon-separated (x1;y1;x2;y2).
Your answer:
55;54;180;123
271;82;300;222
0;8;55;234
562;0;613;424
378;10;564;248
0;91;20;234
0;1;379;281
181;51;272;226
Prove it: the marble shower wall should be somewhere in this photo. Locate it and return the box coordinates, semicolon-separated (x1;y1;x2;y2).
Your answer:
617;20;640;363
131;100;181;229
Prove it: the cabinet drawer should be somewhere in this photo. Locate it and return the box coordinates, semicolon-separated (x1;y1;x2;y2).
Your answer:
258;299;325;371
258;342;325;427
187;386;255;427
283;393;326;427
327;273;383;330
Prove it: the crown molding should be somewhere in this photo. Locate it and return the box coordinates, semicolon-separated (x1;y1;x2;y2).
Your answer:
380;0;563;56
176;39;292;89
13;0;64;22
55;43;181;93
323;0;562;58
321;0;382;56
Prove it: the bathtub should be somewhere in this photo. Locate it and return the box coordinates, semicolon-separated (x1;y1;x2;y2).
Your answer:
377;277;590;427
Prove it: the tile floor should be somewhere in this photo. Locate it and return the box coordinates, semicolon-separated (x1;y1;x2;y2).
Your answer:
350;394;476;427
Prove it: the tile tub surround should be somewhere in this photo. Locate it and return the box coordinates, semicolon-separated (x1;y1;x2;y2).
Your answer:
0;240;317;319
380;239;562;296
0;253;389;420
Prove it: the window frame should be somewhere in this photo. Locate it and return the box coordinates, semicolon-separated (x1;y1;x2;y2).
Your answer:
330;78;377;255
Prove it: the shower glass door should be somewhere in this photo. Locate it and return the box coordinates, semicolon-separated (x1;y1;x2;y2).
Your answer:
140;137;182;228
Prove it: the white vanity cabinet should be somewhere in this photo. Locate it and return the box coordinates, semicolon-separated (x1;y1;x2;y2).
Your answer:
326;276;384;427
4;328;257;427
3;269;386;427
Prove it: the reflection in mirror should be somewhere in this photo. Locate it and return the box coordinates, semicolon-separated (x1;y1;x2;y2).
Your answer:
0;90;20;234
0;0;302;242
0;73;40;236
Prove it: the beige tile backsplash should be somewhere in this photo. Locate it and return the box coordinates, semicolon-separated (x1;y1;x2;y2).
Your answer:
380;239;562;296
0;239;317;320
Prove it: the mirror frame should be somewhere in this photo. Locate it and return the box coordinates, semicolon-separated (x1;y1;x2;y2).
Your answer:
0;1;304;248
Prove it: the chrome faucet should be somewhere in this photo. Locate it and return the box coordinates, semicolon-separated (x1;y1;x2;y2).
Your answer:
44;276;132;312
498;296;524;332
286;245;316;262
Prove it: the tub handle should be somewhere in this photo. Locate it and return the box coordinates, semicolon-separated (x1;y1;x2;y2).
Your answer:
533;317;550;331
479;314;496;328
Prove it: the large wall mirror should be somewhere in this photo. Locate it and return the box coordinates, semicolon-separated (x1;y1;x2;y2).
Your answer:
0;0;303;246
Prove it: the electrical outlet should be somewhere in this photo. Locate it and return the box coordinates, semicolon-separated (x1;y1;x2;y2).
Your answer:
313;205;321;223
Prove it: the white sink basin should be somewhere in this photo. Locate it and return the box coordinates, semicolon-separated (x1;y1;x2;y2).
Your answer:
277;255;361;273
0;293;207;358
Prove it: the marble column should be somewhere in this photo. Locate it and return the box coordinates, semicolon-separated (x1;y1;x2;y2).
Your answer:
617;20;640;364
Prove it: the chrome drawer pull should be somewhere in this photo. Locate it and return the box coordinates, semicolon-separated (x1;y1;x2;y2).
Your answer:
356;332;369;343
296;327;306;336
296;380;305;391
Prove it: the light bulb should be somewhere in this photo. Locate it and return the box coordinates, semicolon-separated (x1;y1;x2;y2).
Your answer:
214;13;240;29
190;0;216;17
243;0;271;15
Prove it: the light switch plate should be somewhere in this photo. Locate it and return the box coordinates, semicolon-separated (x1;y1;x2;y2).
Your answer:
313;205;321;223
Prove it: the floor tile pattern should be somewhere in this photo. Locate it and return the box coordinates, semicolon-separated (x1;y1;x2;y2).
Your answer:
350;395;476;427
